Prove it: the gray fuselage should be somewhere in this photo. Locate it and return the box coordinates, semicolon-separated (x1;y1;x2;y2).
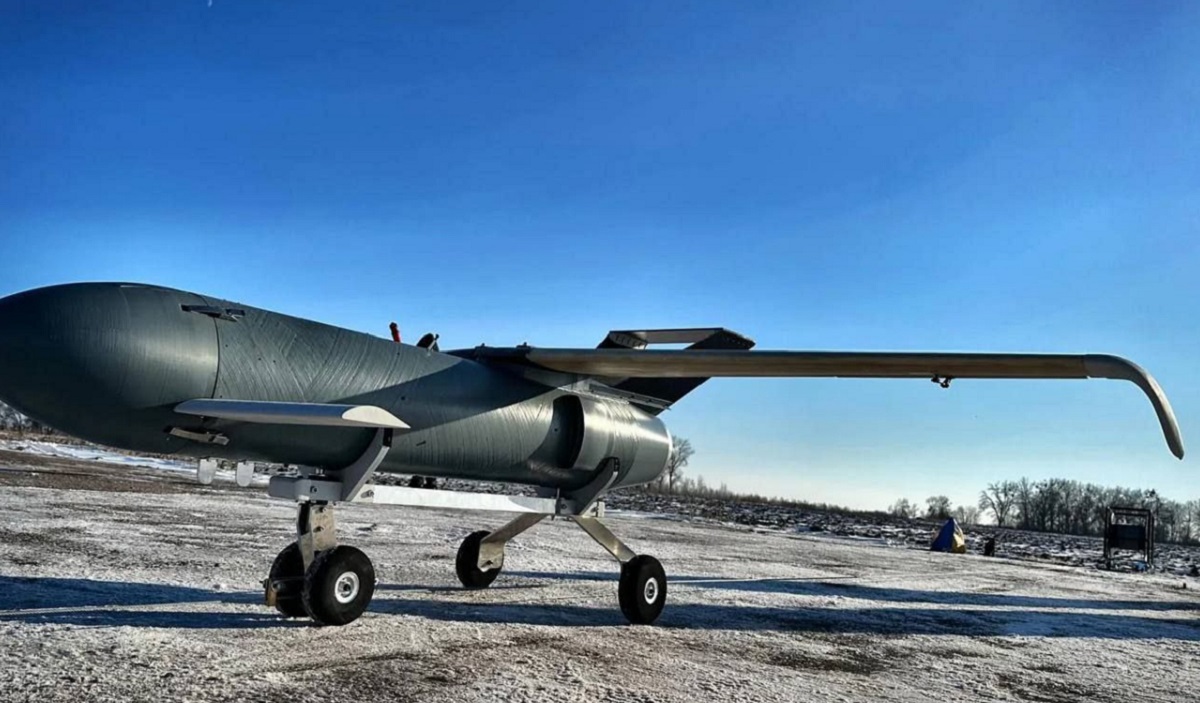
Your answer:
0;283;672;491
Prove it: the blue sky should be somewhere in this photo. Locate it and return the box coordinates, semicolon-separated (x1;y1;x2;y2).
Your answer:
2;2;1197;511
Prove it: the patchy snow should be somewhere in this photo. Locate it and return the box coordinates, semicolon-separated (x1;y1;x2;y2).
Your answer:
1;452;1198;702
0;438;195;473
0;438;268;486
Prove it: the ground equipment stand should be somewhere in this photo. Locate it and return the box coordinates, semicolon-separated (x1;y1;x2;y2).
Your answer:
1102;506;1155;570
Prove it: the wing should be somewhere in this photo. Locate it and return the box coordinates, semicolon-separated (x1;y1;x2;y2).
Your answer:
467;347;1184;459
175;399;410;430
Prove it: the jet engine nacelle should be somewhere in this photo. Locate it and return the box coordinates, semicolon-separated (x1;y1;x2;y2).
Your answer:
551;395;673;491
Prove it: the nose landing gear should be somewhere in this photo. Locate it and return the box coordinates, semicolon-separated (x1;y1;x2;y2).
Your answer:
264;501;378;626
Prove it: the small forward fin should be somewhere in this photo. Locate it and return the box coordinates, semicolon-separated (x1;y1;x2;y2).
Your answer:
175;399;410;430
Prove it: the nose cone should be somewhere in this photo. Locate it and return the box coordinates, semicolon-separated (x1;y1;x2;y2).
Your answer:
0;283;219;452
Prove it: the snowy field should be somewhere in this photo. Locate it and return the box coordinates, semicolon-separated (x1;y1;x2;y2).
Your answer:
1;447;1199;702
606;492;1200;576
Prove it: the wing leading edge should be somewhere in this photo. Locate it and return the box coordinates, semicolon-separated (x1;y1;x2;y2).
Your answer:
472;348;1184;459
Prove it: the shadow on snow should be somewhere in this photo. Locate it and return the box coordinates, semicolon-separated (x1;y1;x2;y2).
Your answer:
0;576;296;630
504;570;1200;612
1;574;1197;638
368;596;1200;640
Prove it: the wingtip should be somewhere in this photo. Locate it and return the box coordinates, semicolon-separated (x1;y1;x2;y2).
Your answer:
1083;354;1185;461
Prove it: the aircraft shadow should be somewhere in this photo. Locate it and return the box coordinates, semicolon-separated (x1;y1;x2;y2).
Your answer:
0;576;294;630
370;596;1200;640
4;574;1195;638
503;570;1200;612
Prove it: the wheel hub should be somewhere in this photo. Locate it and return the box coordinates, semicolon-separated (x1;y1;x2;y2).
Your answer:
334;571;360;604
643;577;659;604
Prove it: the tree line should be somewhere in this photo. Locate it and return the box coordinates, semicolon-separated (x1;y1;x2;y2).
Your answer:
978;478;1200;544
889;479;1200;545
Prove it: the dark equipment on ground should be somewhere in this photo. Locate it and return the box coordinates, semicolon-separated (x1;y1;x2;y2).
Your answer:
1103;506;1156;570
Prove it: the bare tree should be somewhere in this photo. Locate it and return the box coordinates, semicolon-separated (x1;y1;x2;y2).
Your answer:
964;477;1198;544
1014;477;1035;530
666;437;694;493
925;495;952;520
953;505;981;525
889;498;917;519
978;481;1017;527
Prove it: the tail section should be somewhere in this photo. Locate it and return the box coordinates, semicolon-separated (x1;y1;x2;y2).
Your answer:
597;328;755;414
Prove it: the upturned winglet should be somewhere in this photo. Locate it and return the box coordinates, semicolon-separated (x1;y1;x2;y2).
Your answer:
1082;355;1184;459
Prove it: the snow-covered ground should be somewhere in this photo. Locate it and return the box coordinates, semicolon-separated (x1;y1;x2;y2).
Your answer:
0;438;269;486
1;446;1198;702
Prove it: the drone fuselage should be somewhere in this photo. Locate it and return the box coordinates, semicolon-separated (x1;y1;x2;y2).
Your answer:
0;282;672;491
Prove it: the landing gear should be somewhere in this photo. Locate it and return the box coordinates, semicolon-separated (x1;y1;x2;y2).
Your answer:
262;450;666;626
455;530;502;589
263;502;376;626
618;555;667;625
303;545;375;626
266;543;307;618
462;510;668;625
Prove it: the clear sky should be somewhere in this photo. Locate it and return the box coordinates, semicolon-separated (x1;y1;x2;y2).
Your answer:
2;2;1196;511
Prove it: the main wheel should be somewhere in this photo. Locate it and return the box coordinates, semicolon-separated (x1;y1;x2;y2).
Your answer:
618;555;667;625
302;545;375;626
456;530;501;589
267;543;308;618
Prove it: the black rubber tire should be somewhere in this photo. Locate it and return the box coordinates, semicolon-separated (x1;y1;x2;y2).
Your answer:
302;545;375;626
268;543;308;618
618;555;667;625
455;530;501;589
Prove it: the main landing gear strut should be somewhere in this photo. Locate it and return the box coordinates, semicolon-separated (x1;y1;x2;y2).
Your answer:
262;447;667;626
455;512;667;625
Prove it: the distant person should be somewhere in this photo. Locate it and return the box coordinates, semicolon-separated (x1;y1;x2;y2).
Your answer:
983;536;996;557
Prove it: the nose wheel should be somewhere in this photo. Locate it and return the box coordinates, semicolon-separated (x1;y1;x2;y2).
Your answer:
302;545;375;625
266;543;308;618
264;502;377;626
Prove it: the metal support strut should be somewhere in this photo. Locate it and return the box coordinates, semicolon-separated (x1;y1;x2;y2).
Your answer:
472;458;625;570
267;427;394;503
572;516;637;564
297;502;336;569
477;513;548;571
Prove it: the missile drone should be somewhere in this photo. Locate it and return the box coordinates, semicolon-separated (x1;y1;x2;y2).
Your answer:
0;283;1184;626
